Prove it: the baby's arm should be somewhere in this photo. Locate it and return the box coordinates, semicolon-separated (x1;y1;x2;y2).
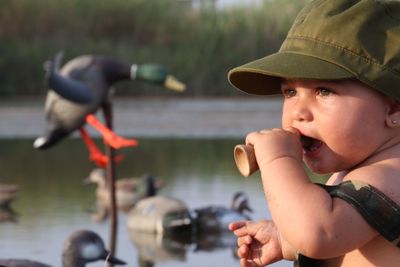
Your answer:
229;220;295;266
246;129;378;259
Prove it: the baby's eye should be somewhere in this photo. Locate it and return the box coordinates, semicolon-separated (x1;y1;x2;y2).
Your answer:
316;87;333;96
282;88;296;98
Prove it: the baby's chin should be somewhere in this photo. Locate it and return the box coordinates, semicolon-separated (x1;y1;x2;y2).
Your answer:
303;160;334;176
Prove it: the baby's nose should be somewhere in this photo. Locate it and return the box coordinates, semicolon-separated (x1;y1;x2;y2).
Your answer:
291;101;313;122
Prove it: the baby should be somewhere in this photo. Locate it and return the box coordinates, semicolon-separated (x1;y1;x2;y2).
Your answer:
227;0;400;266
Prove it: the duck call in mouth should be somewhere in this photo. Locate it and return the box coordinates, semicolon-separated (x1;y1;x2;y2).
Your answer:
234;135;313;177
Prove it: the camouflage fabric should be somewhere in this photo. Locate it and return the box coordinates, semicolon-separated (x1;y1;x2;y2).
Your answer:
294;180;400;266
228;0;400;101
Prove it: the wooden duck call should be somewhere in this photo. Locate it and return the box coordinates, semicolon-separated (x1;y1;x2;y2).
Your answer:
234;144;258;177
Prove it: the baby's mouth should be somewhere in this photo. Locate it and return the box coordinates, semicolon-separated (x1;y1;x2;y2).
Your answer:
300;135;323;153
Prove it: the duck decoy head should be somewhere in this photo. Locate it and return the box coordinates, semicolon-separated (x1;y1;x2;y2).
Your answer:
135;174;158;197
63;230;126;266
232;192;253;214
131;64;186;92
43;51;93;104
83;168;106;186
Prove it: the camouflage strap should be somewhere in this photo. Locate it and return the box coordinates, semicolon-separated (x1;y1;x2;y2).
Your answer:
317;180;400;248
294;180;400;267
294;253;325;267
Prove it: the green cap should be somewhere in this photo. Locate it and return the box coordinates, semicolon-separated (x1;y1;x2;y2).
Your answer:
228;0;400;101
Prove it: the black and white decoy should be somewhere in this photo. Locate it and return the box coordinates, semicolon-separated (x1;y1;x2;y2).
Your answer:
192;191;253;233
0;229;126;267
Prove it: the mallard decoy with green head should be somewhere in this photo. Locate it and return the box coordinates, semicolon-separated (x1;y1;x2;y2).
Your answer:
33;51;186;167
192;191;253;233
0;229;126;267
84;168;163;212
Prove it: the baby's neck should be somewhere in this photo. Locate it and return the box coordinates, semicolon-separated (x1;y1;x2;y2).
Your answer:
326;171;348;185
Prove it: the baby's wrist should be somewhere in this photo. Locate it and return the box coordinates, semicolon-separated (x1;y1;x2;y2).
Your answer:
261;153;301;166
258;154;302;178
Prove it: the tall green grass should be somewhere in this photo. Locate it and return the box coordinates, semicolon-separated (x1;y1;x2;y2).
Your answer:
0;0;310;97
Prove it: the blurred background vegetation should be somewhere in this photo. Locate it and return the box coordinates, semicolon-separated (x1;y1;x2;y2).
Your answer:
0;0;310;97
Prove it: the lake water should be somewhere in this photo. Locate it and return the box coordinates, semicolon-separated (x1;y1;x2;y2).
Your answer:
0;138;293;267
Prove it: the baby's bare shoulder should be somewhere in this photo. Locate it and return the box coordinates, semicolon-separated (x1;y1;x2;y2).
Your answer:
344;160;400;204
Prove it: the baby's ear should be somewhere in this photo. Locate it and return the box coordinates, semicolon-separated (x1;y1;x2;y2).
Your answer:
386;99;400;128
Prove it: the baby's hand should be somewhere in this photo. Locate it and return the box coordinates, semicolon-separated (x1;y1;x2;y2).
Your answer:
229;220;284;267
245;127;302;168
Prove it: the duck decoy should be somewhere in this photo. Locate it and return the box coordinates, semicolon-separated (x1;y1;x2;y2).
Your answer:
192;191;253;233
0;183;19;208
33;51;186;167
84;168;163;212
127;195;192;236
0;205;18;223
0;229;126;267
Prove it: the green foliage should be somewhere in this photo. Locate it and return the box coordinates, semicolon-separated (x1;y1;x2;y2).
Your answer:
0;0;310;97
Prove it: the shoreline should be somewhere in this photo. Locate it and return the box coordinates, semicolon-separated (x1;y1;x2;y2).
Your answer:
0;97;282;138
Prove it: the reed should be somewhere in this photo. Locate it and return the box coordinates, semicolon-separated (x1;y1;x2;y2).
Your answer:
0;0;310;96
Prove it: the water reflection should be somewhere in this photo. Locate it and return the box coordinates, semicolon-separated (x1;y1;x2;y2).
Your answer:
129;231;189;266
129;229;239;267
0;138;292;267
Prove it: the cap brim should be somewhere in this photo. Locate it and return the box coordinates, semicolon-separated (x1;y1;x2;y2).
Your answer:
228;52;355;95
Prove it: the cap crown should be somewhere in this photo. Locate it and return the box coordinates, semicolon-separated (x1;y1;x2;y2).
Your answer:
228;0;400;100
283;0;400;99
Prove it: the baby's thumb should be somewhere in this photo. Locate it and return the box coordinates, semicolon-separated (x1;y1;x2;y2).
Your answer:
229;221;246;231
284;126;301;138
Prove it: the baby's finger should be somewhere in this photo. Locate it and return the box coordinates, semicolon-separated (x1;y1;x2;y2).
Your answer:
270;128;283;132
245;130;267;146
231;222;254;237
237;244;249;259
283;126;300;137
237;235;252;247
259;128;274;134
240;258;248;267
240;258;256;267
240;258;250;267
228;221;246;231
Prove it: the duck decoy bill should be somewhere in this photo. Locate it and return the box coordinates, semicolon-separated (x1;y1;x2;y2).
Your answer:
102;252;126;265
164;75;186;92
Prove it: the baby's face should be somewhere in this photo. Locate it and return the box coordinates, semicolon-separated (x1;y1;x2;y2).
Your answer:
280;79;391;174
